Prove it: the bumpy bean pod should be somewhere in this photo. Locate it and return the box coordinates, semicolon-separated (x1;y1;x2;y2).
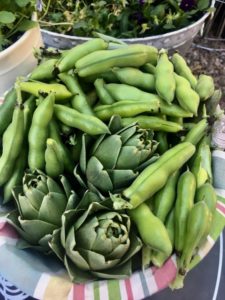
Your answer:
0;104;24;186
179;202;210;274
155;131;168;154
174;73;200;116
155;51;175;104
3;95;37;202
141;63;156;74
49;119;74;173
129;203;172;256
58;73;94;115
121;116;183;132
30;59;58;81
57;38;108;72
206;89;222;117
112;67;155;92
45;138;64;178
105;83;160;103
54;104;110;135
196;74;215;101
94;100;159;120
0;88;17;136
151;209;175;268
94;78;114;104
19;81;72;101
75;44;158;77
172;53;197;89
123;142;195;208
28;93;55;170
184;119;208;146
195;183;217;215
175;170;196;253
154;170;180;223
159;99;193;118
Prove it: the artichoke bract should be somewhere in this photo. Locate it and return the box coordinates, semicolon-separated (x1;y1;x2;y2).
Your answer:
74;116;158;196
49;195;142;282
7;170;77;252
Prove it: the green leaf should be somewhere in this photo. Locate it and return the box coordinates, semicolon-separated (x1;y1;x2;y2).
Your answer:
15;19;37;32
15;0;30;7
197;0;210;10
0;11;16;24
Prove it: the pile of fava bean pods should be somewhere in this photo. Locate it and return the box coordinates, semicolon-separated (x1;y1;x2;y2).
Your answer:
0;38;223;287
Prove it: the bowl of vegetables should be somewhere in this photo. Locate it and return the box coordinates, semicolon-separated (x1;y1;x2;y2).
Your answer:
0;38;224;299
39;0;215;52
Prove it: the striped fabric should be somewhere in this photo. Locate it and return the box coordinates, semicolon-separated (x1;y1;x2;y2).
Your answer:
0;105;225;300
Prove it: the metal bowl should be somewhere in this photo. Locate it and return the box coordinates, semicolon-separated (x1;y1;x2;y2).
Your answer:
41;2;215;53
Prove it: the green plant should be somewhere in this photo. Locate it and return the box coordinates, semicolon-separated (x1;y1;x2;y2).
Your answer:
0;0;37;51
39;0;213;38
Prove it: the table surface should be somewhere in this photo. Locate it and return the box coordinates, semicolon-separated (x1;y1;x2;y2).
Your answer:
0;231;224;300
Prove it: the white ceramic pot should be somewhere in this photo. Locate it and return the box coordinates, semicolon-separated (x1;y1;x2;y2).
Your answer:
0;20;43;96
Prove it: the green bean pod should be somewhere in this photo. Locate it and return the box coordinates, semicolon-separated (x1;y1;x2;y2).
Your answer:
112;67;155;92
28;93;55;170
206;89;222;117
184;119;208;146
94;78;114;104
174;73;200;116
141;63;156;74
123;142;195;208
58;73;94;115
129;203;172;256
86;89;98;107
30;59;58;81
54;104;110;135
175;170;196;253
105;83;160;103
195;183;217;214
3;150;27;203
57;38;108;72
179;202;210;273
94;100;159;121
45;138;64;178
121;116;183;132
0;104;24;186
0;88;17;136
196;74;215;101
154;170;180;223
159;99;193;118
155;131;168;154
172;53;197;89
75;44;158;77
19;81;72;102
3;96;36;202
49;119;74;173
155;51;175;104
151;209;175;268
190;136;212;187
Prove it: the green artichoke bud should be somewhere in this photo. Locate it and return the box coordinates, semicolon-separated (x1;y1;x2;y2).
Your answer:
49;195;142;282
7;170;77;252
74;116;158;196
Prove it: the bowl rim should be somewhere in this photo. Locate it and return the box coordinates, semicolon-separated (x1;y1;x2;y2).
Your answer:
40;0;215;43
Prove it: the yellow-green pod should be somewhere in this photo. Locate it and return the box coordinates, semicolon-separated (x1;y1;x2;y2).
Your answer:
196;74;215;101
174;73;200;116
129;203;172;256
174;170;196;253
172;53;197;89
155;51;175;104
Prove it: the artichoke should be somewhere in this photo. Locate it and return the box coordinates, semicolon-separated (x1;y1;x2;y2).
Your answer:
49;193;142;282
74;116;158;196
7;170;77;252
